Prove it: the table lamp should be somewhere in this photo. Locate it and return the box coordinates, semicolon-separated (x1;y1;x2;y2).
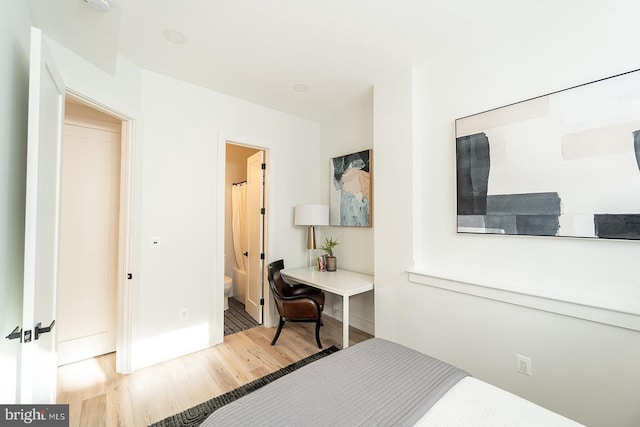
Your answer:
294;204;329;249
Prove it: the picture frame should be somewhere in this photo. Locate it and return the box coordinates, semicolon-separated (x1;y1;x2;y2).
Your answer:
456;70;640;240
330;149;372;227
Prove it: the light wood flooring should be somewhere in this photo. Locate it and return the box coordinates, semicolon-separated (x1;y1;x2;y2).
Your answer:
57;316;372;427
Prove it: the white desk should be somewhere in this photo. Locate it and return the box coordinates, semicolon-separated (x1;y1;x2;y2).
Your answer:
281;267;374;348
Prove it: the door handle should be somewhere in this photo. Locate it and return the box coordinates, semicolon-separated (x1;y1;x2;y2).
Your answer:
6;326;22;342
34;320;55;340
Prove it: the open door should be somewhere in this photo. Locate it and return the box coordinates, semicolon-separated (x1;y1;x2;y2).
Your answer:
19;27;65;403
245;151;265;323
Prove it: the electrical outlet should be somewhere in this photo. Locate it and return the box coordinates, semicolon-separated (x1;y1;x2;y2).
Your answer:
179;308;189;320
516;354;532;376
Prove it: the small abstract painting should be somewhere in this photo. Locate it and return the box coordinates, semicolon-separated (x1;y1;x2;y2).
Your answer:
456;69;640;240
330;149;372;227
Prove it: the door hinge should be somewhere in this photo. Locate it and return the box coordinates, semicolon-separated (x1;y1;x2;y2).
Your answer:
260;298;265;305
260;253;265;260
261;163;266;170
260;207;265;215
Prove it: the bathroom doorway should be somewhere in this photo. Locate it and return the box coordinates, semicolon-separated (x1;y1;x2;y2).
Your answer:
224;143;266;335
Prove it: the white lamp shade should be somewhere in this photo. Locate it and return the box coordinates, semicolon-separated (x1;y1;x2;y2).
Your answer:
294;204;329;226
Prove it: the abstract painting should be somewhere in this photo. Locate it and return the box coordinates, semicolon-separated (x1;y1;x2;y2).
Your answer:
330;149;372;227
456;69;640;240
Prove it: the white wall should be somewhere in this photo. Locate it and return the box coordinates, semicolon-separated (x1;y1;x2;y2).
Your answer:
0;0;32;403
319;95;375;334
134;70;322;368
44;40;322;370
374;3;640;427
373;67;415;340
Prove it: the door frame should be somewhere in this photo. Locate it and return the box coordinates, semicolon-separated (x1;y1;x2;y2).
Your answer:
64;88;136;374
217;134;273;337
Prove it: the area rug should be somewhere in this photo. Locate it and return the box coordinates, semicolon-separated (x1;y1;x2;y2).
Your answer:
150;345;340;427
224;298;259;336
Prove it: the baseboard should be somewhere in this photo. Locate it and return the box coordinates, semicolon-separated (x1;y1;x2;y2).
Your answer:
324;311;375;336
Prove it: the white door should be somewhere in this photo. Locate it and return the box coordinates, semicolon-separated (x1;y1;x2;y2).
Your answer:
56;112;120;366
20;27;65;403
245;151;264;323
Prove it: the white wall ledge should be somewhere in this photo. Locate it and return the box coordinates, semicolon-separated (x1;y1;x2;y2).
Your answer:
408;270;640;332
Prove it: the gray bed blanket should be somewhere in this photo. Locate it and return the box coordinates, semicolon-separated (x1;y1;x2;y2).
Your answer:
201;338;469;426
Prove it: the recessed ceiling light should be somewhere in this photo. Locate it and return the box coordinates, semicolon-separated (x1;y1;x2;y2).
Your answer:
83;0;111;12
293;84;309;92
162;29;187;44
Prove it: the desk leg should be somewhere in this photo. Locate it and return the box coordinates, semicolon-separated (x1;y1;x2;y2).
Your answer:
342;295;350;348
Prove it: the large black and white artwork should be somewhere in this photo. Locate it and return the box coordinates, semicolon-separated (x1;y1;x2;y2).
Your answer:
456;70;640;240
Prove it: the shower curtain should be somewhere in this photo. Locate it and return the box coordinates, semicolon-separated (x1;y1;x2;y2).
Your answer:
231;182;247;272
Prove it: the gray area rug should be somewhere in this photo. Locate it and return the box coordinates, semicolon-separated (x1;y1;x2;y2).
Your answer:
150;345;340;427
224;297;259;336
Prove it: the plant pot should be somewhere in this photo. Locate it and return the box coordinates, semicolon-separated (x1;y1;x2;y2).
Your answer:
326;256;337;272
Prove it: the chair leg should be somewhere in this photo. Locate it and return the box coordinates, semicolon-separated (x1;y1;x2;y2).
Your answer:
315;319;322;349
271;318;286;346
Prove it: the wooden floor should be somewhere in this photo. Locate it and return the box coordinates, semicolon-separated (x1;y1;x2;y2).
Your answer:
57;316;372;427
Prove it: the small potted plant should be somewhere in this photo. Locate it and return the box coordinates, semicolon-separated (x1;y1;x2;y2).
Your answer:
319;237;339;271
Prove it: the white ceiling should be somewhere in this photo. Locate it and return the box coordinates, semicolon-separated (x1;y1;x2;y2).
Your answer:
25;0;565;123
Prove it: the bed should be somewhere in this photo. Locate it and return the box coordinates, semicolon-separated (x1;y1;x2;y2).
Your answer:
202;338;584;426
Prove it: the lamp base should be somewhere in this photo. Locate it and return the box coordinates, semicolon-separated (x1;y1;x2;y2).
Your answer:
307;225;317;249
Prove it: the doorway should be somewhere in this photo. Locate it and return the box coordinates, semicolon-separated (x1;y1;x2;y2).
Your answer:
56;93;135;372
224;143;267;334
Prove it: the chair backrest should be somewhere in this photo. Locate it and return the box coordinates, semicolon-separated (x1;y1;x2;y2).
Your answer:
267;259;287;299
